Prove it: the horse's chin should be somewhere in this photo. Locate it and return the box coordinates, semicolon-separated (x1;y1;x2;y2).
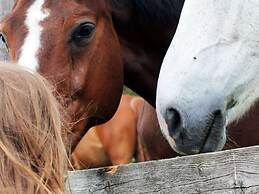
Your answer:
163;126;227;155
199;127;227;153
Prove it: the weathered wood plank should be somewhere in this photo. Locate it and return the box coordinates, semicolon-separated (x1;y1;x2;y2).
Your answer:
67;146;259;194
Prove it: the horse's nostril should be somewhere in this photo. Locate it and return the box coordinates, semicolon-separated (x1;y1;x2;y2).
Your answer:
213;109;222;117
165;108;182;136
206;109;224;131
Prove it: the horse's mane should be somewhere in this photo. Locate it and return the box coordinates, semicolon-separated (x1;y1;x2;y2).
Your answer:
108;0;185;26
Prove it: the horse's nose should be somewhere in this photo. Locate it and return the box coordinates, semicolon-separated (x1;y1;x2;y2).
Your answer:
165;108;182;138
163;101;227;153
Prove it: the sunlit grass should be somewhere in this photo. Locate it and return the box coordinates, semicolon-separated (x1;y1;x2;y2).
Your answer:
123;86;138;96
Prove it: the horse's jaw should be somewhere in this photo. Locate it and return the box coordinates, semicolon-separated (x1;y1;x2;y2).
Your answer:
156;0;259;155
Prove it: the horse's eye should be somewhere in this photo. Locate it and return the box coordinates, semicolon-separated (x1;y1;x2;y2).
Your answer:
71;22;95;46
0;32;8;49
0;32;9;61
227;96;237;110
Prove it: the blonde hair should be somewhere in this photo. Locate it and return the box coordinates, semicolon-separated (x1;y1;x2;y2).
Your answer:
0;63;67;194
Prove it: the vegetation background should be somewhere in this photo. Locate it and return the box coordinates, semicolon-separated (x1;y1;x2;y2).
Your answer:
123;86;138;96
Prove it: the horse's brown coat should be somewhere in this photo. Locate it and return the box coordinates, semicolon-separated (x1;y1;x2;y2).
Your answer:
70;95;144;169
1;0;124;150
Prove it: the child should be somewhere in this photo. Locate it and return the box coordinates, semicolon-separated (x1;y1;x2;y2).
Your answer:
0;63;68;194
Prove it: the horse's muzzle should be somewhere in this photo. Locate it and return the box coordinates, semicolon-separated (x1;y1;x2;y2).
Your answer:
163;102;227;155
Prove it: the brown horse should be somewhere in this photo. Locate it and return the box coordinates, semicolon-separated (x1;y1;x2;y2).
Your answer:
226;102;259;149
0;0;183;151
136;101;178;161
70;95;179;169
0;0;124;150
70;95;144;169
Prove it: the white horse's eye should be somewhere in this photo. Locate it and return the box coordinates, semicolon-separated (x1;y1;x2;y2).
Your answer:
226;96;238;110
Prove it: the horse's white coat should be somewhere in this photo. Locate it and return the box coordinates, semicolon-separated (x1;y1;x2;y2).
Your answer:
18;0;48;71
156;0;259;144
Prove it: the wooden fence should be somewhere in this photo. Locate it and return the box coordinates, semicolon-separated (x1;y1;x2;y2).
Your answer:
67;146;259;194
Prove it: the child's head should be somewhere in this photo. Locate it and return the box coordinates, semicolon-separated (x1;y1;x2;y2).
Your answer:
0;63;67;194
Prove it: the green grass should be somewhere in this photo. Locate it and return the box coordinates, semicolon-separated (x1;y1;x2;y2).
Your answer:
123;86;138;96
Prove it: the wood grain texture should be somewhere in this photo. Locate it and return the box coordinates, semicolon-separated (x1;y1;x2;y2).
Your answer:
67;146;259;194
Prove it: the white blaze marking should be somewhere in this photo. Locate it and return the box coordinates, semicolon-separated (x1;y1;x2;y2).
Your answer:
18;0;49;71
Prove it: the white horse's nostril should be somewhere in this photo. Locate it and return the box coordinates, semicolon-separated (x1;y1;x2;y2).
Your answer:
165;108;182;137
226;96;237;110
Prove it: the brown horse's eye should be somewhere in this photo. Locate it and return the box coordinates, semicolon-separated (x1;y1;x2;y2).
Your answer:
0;32;8;49
71;22;95;46
0;32;9;61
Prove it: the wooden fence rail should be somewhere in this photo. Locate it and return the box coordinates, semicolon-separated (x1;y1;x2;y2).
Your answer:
67;145;259;194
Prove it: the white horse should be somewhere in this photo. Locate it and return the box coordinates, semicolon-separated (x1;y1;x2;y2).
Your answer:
156;0;259;155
